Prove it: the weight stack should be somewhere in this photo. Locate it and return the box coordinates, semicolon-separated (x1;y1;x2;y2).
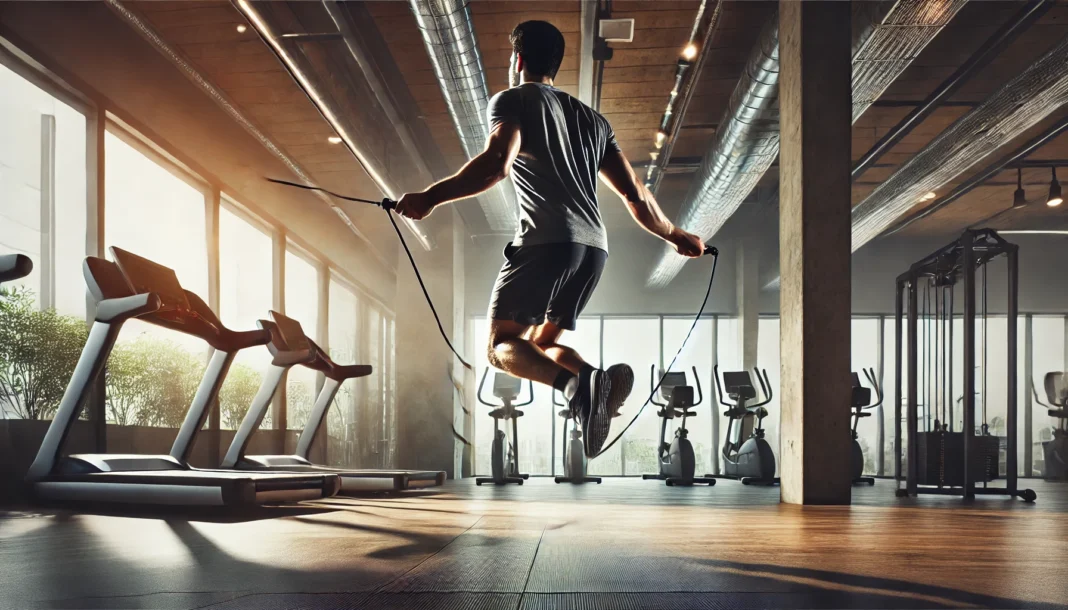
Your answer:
915;432;1000;486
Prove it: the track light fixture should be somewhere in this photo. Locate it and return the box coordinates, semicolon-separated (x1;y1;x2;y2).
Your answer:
1048;167;1063;207
1013;167;1027;208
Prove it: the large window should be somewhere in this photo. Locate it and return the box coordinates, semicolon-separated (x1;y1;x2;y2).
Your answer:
217;203;274;430
103;129;208;428
1030;316;1064;477
756;318;781;476
327;277;359;467
0;62;88;422
852;318;882;475
662;318;716;476
285;247;320;432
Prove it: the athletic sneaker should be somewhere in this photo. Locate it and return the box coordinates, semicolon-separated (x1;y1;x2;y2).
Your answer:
570;367;611;457
605;363;634;418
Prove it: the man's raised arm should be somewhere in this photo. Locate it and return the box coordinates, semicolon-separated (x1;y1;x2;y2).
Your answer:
598;148;704;257
396;123;522;220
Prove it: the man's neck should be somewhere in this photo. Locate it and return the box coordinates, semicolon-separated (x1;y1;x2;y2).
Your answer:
519;72;554;86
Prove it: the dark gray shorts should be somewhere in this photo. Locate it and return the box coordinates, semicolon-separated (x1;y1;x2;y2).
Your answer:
488;242;607;331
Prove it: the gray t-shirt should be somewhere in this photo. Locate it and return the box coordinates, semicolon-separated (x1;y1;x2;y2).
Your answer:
487;83;619;252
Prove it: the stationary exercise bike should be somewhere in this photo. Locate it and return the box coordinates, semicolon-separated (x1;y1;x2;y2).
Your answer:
552;390;601;484
710;366;779;485
1032;371;1068;480
850;368;882;485
641;366;715;486
475;369;532;486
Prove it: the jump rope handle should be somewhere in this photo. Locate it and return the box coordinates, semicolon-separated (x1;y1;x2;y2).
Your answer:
381;198;397;211
704;245;718;256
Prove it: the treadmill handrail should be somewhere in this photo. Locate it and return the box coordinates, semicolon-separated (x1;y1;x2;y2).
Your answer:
0;253;32;284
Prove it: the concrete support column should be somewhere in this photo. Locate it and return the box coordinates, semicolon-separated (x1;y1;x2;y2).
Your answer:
737;244;760;370
778;0;852;505
395;209;465;477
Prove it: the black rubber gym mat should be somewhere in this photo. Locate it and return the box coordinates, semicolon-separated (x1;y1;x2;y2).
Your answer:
201;592;517;610
380;530;541;593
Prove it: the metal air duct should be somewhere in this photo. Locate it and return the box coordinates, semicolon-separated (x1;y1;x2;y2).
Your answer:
851;35;1068;250
646;0;967;288
408;0;517;232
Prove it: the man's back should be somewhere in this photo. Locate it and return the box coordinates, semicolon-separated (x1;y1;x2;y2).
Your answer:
488;83;618;252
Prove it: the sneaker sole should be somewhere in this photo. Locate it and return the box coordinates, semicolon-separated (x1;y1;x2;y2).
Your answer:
606;364;634;418
584;371;612;457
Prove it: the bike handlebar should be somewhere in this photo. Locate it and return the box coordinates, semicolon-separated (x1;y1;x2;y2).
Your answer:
862;367;883;409
477;368;492;407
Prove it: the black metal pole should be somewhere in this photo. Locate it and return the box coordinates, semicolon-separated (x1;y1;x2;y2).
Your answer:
1007;244;1019;494
1024;314;1033;477
851;0;1053;179
949;286;955;432
895;281;903;482
907;276;919;496
962;232;976;499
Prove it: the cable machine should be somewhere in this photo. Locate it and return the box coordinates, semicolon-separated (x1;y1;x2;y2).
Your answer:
894;229;1035;502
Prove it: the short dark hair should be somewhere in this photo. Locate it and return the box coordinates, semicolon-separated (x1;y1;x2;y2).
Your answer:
509;21;565;79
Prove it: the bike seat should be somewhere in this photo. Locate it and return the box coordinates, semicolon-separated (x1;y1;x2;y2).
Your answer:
856;412;872;418
675;409;697;418
558;409;573;419
1050;409;1068;419
749;407;768;418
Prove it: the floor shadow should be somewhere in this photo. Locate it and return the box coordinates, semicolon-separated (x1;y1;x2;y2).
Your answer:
289;514;464;561
693;558;1062;609
18;501;337;524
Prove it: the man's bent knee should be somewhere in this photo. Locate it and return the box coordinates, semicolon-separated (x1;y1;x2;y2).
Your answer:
486;319;532;367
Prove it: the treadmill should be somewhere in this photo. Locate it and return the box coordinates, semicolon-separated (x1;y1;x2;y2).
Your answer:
219;310;446;492
0;253;33;285
25;248;340;506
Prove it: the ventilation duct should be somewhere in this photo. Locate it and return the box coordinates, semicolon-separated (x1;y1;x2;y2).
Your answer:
851;35;1068;250
408;0;517;232
646;0;967;288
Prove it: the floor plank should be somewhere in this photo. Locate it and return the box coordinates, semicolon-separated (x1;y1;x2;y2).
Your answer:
1;479;1065;609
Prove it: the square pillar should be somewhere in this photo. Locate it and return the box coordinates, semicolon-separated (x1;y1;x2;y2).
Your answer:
778;0;853;505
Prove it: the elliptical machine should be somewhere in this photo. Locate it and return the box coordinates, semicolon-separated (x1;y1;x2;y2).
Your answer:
475;369;532;486
710;366;778;485
1032;372;1068;480
552;390;601;484
641;366;715;487
850;368;882;485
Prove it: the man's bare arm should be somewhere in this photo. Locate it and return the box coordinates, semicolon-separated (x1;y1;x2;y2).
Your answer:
598;149;704;256
395;123;521;220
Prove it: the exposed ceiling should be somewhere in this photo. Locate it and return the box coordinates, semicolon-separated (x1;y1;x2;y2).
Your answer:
122;0;1068;258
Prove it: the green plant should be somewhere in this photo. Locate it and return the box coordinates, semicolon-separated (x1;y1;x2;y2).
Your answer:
0;286;88;420
219;363;263;430
287;378;314;429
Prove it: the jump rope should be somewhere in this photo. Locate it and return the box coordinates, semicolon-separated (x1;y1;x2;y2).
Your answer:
267;177;720;458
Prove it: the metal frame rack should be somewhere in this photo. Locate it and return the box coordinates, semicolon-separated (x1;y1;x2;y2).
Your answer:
894;229;1035;501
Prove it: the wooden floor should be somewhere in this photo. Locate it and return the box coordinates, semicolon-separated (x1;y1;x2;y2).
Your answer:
1;478;1066;609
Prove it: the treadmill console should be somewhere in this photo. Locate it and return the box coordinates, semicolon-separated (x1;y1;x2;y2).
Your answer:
110;247;190;311
269;310;313;353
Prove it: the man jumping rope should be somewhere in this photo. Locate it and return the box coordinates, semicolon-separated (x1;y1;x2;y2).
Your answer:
396;21;705;457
